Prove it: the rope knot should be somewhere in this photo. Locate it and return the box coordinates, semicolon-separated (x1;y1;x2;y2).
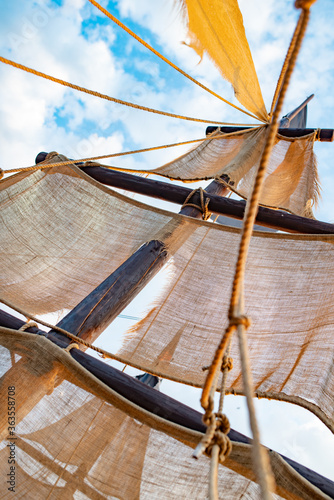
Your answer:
221;356;233;372
215;412;230;434
229;314;251;329
206;431;232;462
181;187;211;220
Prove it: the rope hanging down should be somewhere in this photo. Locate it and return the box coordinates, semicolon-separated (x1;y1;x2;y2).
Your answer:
0;56;231;126
88;0;262;123
199;2;316;499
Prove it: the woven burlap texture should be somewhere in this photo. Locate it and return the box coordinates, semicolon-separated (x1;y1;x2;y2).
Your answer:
0;165;332;430
154;127;320;217
0;330;330;499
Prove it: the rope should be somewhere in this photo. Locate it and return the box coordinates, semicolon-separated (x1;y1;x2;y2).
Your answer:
18;321;38;332
181;187;211;220
0;56;232;126
200;3;315;498
0;297;162;372
1;128;258;177
63;343;80;353
269;14;303;116
88;0;263;123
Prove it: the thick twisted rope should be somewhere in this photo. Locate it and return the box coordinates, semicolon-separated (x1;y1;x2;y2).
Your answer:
0;127;257;178
200;3;315;499
88;0;263;123
0;56;232;126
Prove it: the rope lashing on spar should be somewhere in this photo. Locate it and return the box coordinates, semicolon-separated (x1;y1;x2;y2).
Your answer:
63;343;80;353
18;322;39;332
181;187;211;220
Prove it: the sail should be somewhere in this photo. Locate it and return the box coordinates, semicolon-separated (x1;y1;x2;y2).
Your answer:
0;163;333;430
119;220;334;430
179;0;268;121
0;1;333;497
154;127;320;217
0;329;328;499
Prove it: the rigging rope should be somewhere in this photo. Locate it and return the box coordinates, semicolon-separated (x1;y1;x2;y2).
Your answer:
88;0;262;123
0;128;258;177
0;56;231;126
269;11;304;116
200;2;315;499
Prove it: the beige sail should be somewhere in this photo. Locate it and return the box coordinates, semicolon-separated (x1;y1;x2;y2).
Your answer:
0;330;329;499
0;165;333;430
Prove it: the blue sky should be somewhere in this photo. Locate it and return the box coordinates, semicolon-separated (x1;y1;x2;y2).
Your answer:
1;0;334;483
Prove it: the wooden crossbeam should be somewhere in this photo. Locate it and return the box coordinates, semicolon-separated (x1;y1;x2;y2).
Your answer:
206;126;334;141
80;165;334;234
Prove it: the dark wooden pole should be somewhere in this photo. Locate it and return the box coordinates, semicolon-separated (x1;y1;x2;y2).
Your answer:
0;310;333;498
206;126;334;142
79;165;334;234
51;239;168;345
35;152;334;234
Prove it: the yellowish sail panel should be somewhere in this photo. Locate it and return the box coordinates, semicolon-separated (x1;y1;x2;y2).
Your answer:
180;0;268;121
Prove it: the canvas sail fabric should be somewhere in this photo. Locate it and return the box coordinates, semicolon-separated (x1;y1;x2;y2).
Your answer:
0;329;330;499
154;127;320;217
179;0;268;121
119;224;334;431
0;163;332;428
0;162;182;315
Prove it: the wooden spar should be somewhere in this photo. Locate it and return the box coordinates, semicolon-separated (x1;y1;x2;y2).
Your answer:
80;165;334;234
205;126;334;141
51;239;168;345
35;152;334;233
0;309;333;499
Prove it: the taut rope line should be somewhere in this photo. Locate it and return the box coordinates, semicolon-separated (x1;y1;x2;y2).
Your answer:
88;0;263;123
0;56;232;126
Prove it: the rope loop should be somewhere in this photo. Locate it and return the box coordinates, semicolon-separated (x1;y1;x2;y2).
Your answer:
228;314;251;329
18;322;38;331
63;343;80;353
221;356;233;372
181;187;211;220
